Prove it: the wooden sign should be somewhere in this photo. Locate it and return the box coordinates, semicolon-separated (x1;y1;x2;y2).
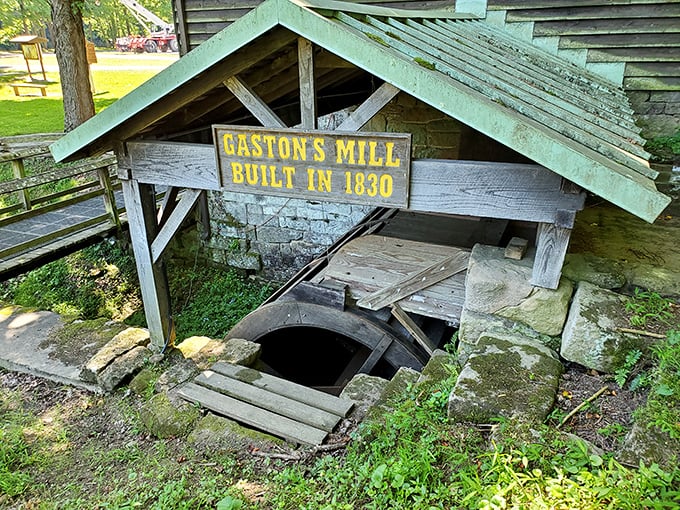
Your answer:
213;125;411;207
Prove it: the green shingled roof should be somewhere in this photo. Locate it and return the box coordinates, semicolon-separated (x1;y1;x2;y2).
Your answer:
50;0;670;222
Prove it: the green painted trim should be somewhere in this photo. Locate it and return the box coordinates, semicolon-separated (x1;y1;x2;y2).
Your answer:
50;0;282;163
51;0;670;222
275;0;669;221
294;0;472;19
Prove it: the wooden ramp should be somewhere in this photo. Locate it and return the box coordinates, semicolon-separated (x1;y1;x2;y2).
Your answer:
178;361;354;445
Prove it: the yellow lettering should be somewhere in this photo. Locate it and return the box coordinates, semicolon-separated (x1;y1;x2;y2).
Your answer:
292;138;306;161
245;163;258;185
368;141;383;166
313;138;325;162
230;162;244;184
223;134;235;155
260;164;269;186
317;169;332;192
366;173;378;197
345;171;352;194
336;140;355;164
379;174;393;197
263;135;276;158
278;137;291;159
357;140;366;165
306;168;315;191
384;142;400;167
282;166;296;188
250;134;263;157
269;165;282;188
236;134;250;157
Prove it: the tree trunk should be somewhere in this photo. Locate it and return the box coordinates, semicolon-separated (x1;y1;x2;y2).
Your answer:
50;0;95;132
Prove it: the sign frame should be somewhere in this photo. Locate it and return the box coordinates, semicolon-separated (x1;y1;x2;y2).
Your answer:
213;124;411;208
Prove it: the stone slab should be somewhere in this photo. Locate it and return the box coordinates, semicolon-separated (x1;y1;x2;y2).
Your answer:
0;306;97;391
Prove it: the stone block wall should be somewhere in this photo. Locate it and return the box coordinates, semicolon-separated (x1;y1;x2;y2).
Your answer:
204;93;466;280
628;90;680;140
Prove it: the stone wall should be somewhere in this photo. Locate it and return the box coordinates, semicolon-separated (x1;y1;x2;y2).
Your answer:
628;90;680;140
204;93;467;280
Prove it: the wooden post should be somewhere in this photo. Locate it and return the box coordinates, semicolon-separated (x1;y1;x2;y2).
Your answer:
298;38;316;129
119;160;174;351
531;222;571;290
11;158;31;212
97;166;120;229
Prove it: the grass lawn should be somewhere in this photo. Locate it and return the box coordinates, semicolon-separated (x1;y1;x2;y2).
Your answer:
0;50;177;136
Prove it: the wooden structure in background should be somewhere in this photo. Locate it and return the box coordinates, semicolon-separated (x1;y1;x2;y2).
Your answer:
10;35;47;81
50;0;669;352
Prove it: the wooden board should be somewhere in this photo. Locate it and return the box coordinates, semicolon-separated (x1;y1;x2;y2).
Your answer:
194;370;341;431
313;235;468;322
178;382;328;445
356;251;469;310
211;361;354;416
179;362;355;445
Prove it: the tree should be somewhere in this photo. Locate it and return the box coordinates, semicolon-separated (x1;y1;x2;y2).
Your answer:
50;0;94;131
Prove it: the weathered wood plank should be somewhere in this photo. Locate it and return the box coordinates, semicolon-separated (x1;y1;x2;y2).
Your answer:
195;370;341;431
10;159;30;211
390;304;435;355
409;159;585;225
356;251;469;310
357;334;393;374
151;189;202;263
504;237;528;260
298;38;317;129
224;75;287;128
587;47;680;63
531;222;571;290
124;141;221;190
0;155;116;194
336;82;400;132
317;235;468;322
534;18;680;37
178;382;328;445
282;281;346;309
210;361;354;416
120;174;173;351
624;76;680;91
506;4;680;22
560;33;680;49
489;0;678;9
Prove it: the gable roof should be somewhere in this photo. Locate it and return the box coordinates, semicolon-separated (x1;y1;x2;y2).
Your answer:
50;0;671;223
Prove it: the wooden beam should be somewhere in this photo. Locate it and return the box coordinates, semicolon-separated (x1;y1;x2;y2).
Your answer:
336;82;400;132
531;222;571;290
119;149;173;351
357;334;393;374
409;159;585;225
224;75;287;128
356;251;469;311
298;38;317;129
124;141;221;190
157;187;180;228
151;188;203;263
390;304;435;355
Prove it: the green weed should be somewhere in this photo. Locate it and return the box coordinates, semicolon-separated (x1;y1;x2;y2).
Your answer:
637;330;680;440
625;288;673;328
614;348;643;389
173;268;273;340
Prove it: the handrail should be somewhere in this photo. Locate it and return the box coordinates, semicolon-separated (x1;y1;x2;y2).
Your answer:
0;141;121;229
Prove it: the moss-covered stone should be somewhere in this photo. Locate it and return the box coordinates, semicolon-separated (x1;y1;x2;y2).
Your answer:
340;373;389;422
417;350;458;391
187;412;283;454
139;393;200;439
81;327;150;383
618;422;680;470
128;368;157;396
448;332;562;423
561;282;654;373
